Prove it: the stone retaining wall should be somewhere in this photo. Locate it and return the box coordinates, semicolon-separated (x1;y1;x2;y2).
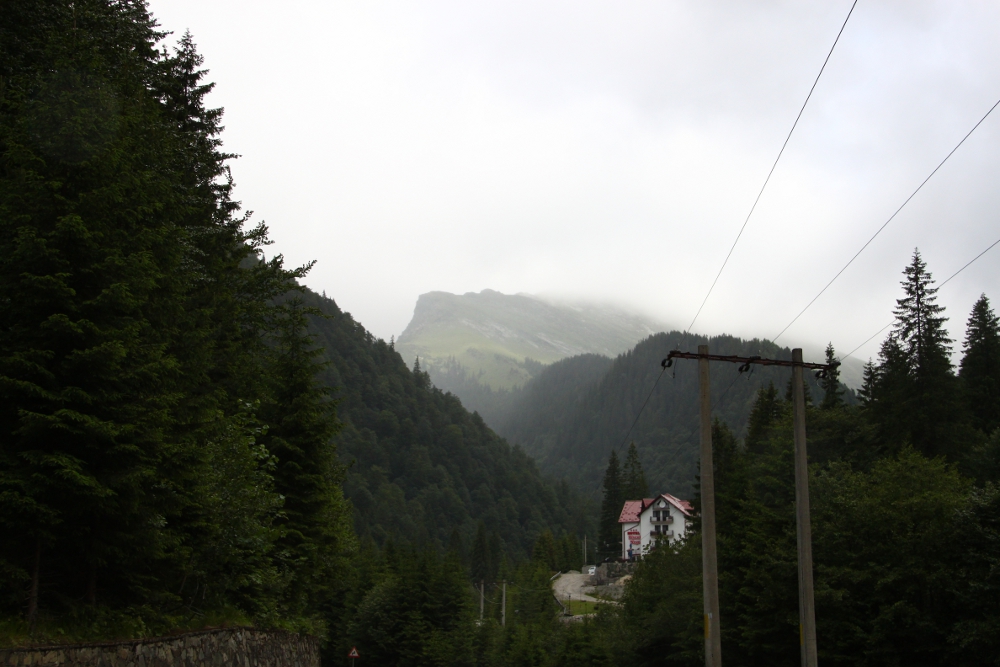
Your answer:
0;627;319;667
593;561;635;586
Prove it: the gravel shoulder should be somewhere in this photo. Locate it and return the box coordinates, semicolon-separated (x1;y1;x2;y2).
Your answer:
552;571;601;603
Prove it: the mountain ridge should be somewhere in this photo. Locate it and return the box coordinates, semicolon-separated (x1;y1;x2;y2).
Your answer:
396;289;670;393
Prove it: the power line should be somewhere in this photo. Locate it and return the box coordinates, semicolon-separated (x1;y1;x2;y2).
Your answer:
593;365;667;494
842;233;1000;360
613;367;667;457
773;96;1000;343
687;0;859;333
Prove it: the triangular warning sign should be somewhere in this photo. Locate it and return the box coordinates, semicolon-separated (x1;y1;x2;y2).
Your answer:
348;647;360;658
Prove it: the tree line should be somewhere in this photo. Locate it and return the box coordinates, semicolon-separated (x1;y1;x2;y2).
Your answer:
0;0;353;639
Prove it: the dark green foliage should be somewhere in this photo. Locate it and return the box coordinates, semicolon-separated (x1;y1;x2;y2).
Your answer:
471;522;498;584
745;381;781;453
622;442;649;500
820;343;844;409
531;532;558;571
867;250;967;458
257;298;354;626
960;294;1000;434
615;405;1000;667
0;0;346;640
598;452;623;560
615;543;703;666
347;546;476;667
488;354;614;458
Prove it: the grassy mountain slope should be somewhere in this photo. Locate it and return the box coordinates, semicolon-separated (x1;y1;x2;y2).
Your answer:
395;289;667;392
492;332;840;498
297;288;591;558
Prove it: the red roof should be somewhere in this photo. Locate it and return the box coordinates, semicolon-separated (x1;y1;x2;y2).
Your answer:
618;500;643;523
619;493;694;523
660;493;694;517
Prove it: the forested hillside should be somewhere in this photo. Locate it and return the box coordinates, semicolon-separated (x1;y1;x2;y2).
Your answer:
297;288;591;558
0;1;353;640
493;333;833;497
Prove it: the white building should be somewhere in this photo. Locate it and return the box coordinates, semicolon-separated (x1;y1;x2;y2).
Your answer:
618;493;694;560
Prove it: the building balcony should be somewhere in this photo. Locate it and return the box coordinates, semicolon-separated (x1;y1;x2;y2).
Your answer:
650;516;674;524
650;530;674;539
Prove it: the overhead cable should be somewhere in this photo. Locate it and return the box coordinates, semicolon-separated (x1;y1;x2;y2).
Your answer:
686;0;859;333
773;96;1000;343
593;365;667;494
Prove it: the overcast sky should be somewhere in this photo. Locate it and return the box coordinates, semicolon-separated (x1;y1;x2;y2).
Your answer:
148;0;1000;363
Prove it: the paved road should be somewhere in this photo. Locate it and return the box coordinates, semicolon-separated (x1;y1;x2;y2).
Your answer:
552;571;601;603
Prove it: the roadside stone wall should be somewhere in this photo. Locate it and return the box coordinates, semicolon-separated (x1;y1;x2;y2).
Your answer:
0;627;319;667
594;561;635;586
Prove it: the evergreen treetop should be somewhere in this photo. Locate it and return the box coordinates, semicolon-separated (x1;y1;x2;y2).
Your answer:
960;294;1000;434
623;442;649;500
820;342;844;409
893;249;952;375
598;451;624;560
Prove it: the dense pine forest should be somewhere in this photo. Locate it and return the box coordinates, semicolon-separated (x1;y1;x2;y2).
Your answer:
2;3;999;666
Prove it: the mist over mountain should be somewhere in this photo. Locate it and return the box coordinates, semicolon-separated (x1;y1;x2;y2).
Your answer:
395;289;669;416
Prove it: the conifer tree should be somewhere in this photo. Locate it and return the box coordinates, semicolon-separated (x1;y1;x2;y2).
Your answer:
746;382;782;452
960;294;1000;434
470;521;493;583
873;250;963;458
531;531;558;571
859;359;878;407
598;451;624;560
622;442;650;499
259;298;352;621
820;342;844;409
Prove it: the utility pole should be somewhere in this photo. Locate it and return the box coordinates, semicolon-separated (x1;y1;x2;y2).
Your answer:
663;347;836;667
480;580;484;624
698;345;722;667
501;581;507;627
583;535;587;567
792;349;818;667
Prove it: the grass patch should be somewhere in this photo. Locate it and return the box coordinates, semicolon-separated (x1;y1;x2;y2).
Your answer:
565;599;601;615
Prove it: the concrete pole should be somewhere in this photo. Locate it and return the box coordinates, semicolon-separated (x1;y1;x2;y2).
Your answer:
480;581;484;623
699;345;722;667
792;349;818;667
501;581;507;627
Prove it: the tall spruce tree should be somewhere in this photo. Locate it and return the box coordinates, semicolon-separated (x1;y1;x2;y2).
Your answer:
622;442;649;499
470;521;493;583
599;451;624;560
872;250;963;458
258;298;353;624
960;294;1000;434
820;342;844;409
746;382;782;453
